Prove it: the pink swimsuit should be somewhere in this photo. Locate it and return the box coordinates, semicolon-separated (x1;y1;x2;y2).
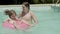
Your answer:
2;18;30;30
2;19;15;29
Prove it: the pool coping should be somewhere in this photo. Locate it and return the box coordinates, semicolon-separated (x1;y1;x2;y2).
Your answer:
0;4;60;7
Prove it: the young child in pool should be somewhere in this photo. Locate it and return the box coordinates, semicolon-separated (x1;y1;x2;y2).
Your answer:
2;9;31;30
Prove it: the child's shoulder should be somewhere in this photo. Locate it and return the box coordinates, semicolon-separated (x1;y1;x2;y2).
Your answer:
29;11;34;13
29;11;34;15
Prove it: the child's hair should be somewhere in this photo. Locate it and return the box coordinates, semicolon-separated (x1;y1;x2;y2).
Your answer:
4;9;16;18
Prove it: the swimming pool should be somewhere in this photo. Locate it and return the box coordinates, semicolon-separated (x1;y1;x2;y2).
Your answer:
0;5;60;34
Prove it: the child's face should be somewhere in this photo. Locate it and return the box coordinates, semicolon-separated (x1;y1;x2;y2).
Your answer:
10;13;16;19
22;5;28;13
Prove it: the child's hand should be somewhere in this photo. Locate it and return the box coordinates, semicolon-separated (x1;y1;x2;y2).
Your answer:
30;24;35;27
31;23;37;27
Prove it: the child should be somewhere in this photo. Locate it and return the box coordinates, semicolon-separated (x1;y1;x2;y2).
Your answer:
2;9;31;31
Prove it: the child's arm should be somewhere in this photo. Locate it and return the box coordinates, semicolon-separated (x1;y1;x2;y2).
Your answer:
31;11;38;25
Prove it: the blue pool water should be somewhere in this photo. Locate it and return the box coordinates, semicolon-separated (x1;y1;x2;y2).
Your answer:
0;5;60;34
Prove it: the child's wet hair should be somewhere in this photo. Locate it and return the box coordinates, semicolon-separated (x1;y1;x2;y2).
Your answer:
4;9;16;18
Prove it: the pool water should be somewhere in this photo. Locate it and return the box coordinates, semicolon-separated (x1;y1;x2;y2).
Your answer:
0;5;60;34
